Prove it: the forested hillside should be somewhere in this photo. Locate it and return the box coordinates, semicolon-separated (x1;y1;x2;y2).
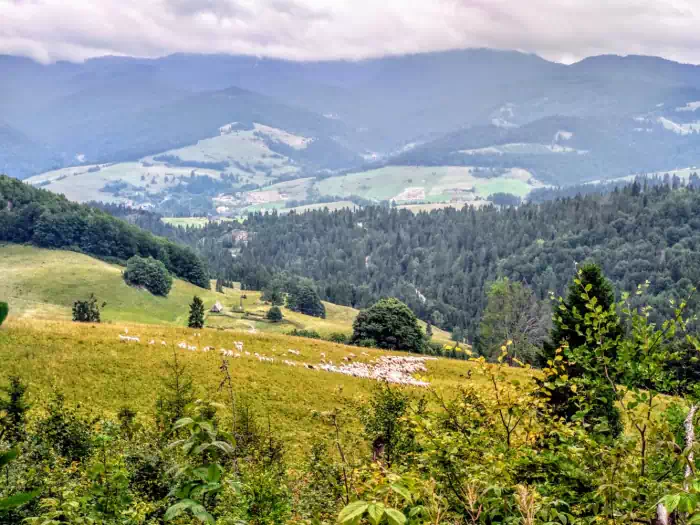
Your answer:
0;175;209;288
201;183;700;339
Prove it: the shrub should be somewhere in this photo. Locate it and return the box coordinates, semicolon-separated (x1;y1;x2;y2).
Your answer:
0;301;7;326
289;328;321;340
351;298;424;353
33;393;92;462
123;255;173;296
72;294;102;323
327;332;348;344
266;306;283;322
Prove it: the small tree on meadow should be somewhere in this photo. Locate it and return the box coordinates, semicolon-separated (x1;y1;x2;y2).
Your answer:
188;296;205;329
351;298;424;353
0;375;29;444
0;301;8;327
72;294;103;323
266;306;283;323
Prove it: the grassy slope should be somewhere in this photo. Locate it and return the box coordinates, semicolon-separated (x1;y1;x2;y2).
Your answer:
0;244;224;325
0;244;452;343
0;318;515;454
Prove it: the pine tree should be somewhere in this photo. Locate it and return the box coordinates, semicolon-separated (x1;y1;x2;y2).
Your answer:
426;322;433;338
188;296;205;329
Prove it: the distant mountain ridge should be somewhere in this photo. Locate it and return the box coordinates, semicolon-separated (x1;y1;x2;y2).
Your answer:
5;48;700;185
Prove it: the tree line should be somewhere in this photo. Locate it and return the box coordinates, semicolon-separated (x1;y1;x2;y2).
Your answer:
0;175;209;289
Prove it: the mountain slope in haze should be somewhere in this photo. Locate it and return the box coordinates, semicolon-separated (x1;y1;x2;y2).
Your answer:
6;49;700;185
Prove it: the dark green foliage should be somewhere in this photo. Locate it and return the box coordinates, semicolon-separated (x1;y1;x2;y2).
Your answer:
351;298;424;353
0;302;7;327
261;281;285;306
187;296;205;329
0;376;29;444
123;255;173;296
328;332;348;344
0;174;209;288
72;294;102;323
266;306;283;322
546;263;622;360
222;184;700;341
286;281;325;318
33;393;92;462
541;263;624;437
289;328;321;340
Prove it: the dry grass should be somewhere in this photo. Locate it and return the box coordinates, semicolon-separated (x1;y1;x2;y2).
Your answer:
0;317;526;456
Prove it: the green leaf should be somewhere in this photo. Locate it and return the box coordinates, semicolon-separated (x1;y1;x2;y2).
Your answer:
366;503;386;525
171;417;195;431
385;508;407;525
689;514;700;524
663;494;681;514
164;499;199;521
0;491;38;511
0;448;18;468
338;501;368;524
390;483;412;503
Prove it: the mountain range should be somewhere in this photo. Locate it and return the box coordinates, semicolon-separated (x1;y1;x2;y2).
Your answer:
5;48;700;189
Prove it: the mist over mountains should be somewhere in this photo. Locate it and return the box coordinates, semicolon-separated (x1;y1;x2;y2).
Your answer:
5;48;700;184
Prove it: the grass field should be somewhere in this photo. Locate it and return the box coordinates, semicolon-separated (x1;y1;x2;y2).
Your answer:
314;165;545;203
161;217;239;228
0;317;512;454
0;244;452;344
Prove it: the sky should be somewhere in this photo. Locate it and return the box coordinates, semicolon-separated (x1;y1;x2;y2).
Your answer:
2;0;700;64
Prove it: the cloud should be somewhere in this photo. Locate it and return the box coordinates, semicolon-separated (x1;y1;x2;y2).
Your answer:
2;0;700;64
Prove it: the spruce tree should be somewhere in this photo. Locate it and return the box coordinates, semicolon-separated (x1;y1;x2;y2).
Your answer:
188;296;205;329
0;301;8;327
541;263;623;437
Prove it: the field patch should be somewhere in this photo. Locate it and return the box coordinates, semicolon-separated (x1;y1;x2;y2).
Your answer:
315;165;545;204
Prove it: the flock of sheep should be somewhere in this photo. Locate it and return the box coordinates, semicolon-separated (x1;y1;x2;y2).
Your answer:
117;329;433;387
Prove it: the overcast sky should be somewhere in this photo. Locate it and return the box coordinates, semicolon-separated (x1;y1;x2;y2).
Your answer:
2;0;700;64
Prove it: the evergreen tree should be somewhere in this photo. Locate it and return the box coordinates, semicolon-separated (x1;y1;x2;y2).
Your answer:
287;281;326;318
0;301;8;327
0;376;29;444
188;296;205;329
541;263;624;437
426;322;433;339
266;306;283;323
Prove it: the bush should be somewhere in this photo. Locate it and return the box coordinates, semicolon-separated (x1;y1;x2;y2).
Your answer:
33;393;92;462
327;332;348;344
289;328;321;340
123;256;173;296
72;294;102;323
351;298;424;353
266;306;283;322
0;301;8;326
